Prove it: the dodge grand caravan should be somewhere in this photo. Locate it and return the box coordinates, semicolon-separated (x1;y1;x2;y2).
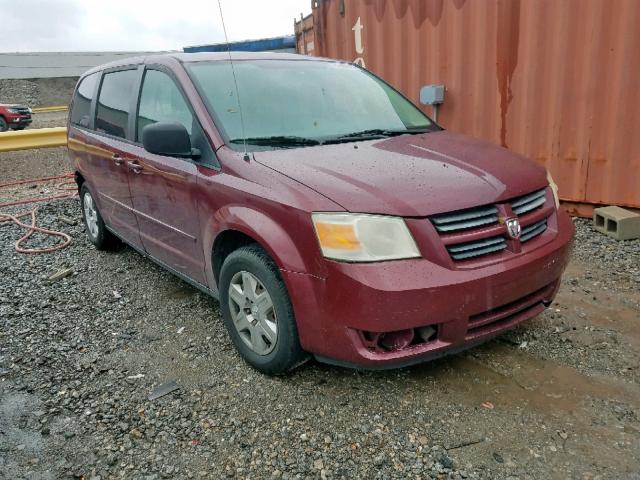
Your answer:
68;52;574;374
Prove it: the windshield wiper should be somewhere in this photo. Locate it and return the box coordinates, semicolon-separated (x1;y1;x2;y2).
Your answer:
228;128;433;148
229;136;321;147
322;128;432;144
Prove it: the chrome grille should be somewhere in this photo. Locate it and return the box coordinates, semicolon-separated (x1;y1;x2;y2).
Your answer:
520;219;548;242
510;189;546;216
446;236;507;261
432;187;551;263
10;106;30;115
431;205;498;233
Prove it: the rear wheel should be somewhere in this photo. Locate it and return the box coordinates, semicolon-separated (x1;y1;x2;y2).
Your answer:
80;184;118;250
0;117;7;132
219;245;308;374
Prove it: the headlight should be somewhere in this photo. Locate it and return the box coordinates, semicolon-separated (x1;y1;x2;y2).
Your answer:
312;213;421;262
547;170;560;209
7;108;19;113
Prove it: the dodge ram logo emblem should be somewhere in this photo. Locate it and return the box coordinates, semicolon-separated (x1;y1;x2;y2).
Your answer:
506;218;522;239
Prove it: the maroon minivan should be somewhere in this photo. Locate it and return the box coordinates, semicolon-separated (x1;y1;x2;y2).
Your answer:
68;52;574;374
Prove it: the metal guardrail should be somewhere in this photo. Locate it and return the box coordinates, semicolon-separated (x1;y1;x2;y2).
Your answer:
32;105;68;113
0;127;67;152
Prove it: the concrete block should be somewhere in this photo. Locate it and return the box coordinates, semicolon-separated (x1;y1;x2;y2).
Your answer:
593;206;640;240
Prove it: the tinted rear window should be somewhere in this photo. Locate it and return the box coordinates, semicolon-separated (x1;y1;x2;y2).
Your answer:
95;69;138;139
70;72;98;128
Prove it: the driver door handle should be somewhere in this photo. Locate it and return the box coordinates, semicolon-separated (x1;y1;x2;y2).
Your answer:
126;161;143;174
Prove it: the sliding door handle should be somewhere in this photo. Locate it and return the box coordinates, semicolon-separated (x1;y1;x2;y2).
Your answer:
126;161;143;174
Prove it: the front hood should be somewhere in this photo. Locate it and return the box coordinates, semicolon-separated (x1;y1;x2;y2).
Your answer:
253;130;548;216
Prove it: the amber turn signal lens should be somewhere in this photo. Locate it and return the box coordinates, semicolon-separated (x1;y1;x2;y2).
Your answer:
314;222;360;251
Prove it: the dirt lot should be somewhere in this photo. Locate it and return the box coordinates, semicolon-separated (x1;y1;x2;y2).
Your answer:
0;148;639;480
0;147;69;182
30;111;69;130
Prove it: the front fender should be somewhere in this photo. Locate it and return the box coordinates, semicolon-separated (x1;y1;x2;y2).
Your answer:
201;204;326;292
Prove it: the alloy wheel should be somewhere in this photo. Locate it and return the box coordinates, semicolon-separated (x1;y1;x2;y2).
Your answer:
83;192;99;239
228;271;278;355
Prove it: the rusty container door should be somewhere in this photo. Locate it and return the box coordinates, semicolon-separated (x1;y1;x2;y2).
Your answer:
295;13;317;55
307;0;640;210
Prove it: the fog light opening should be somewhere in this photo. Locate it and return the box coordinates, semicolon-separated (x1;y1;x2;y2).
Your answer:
360;325;439;352
379;329;414;351
416;325;437;343
361;331;382;350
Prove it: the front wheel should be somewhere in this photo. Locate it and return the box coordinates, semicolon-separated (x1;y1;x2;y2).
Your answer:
219;245;308;374
0;117;7;132
80;184;118;250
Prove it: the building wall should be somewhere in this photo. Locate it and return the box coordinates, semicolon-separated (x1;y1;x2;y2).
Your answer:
0;52;171;80
299;0;640;210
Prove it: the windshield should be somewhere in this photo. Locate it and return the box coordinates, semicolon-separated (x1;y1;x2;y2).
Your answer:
185;59;435;149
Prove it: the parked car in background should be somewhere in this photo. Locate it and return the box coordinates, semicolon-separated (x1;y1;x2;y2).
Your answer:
0;103;32;131
68;52;574;374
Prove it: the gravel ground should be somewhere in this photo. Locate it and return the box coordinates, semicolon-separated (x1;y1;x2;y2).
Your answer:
0;78;77;108
0;148;72;182
0;79;39;107
0;152;639;479
30;111;68;130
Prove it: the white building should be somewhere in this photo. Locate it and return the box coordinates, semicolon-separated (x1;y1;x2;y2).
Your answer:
0;51;172;79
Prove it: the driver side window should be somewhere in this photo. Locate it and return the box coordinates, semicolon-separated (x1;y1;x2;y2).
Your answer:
136;69;193;142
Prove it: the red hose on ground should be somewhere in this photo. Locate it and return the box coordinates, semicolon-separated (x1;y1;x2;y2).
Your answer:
0;192;77;209
0;172;77;254
0;173;74;189
0;208;72;253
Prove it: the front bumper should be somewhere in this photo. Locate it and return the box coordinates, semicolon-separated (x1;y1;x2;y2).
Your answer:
283;209;574;368
8;115;32;126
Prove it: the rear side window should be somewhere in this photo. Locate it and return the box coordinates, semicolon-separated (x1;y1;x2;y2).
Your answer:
70;72;98;128
95;69;138;139
136;70;193;141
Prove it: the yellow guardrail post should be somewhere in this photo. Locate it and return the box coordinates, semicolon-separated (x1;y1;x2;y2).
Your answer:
32;106;69;113
0;127;68;152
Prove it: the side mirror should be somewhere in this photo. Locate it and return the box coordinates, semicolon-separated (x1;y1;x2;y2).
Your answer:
142;122;199;158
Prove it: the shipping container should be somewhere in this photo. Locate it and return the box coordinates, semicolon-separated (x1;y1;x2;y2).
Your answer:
297;0;640;213
295;13;316;55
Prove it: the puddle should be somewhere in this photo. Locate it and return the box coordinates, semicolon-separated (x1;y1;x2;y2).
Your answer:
402;344;640;475
431;346;638;412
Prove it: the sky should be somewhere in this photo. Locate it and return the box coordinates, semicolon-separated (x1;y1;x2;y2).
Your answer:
0;0;311;52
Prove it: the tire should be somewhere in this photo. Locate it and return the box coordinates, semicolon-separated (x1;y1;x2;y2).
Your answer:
219;244;308;374
80;184;118;250
0;117;7;132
